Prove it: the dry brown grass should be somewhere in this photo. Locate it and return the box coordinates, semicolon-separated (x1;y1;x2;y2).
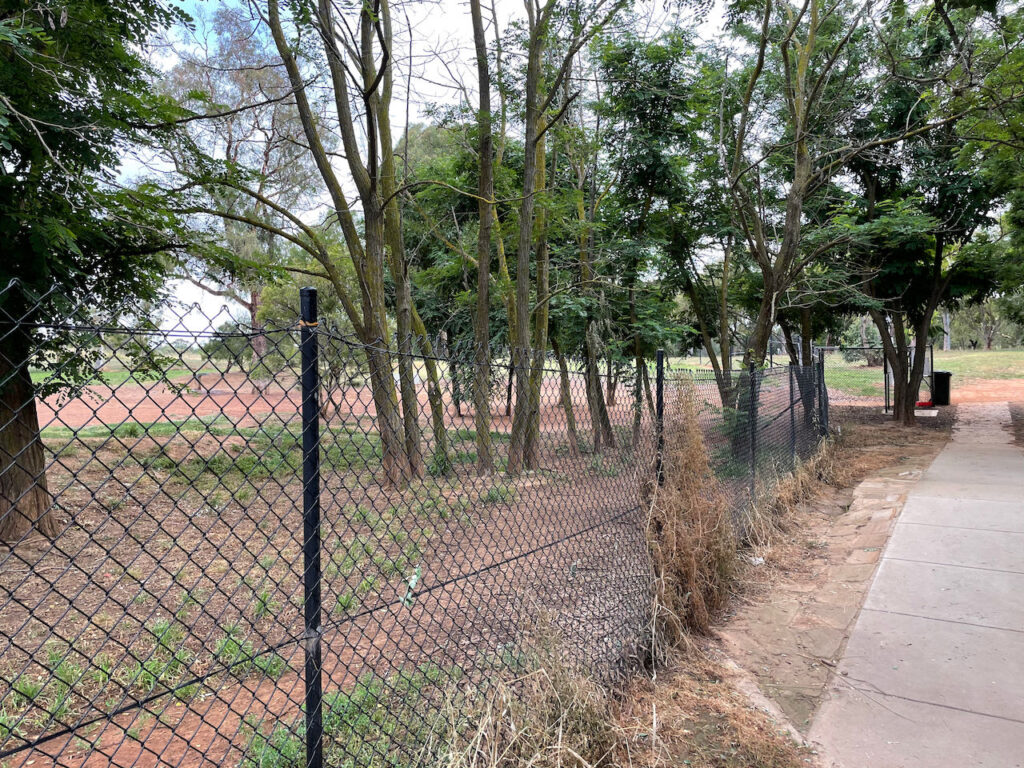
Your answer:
424;621;621;768
616;646;810;768
741;437;844;549
423;628;809;768
645;385;737;653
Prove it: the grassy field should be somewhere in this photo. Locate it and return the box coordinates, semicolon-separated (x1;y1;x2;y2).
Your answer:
823;365;883;397
932;349;1024;382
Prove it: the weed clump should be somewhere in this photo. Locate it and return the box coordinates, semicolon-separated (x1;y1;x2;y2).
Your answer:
646;383;737;649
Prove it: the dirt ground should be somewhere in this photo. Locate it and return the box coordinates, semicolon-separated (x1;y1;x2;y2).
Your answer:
953;378;1024;403
5;366;663;768
615;404;957;767
8;364;982;768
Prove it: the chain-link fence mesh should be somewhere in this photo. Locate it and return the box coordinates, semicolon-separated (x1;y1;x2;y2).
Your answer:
817;345;934;410
0;283;828;768
816;346;888;406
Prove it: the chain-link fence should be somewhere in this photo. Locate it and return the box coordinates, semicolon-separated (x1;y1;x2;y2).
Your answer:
664;360;826;513
817;346;889;406
0;283;828;768
818;345;934;410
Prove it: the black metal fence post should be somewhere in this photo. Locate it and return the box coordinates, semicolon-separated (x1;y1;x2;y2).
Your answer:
655;349;665;486
817;349;828;436
788;363;797;464
748;362;758;498
299;287;324;768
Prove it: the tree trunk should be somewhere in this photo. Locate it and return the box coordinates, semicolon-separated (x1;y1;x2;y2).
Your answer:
505;357;514;417
606;355;617;406
392;283;424;479
551;337;580;457
575;147;614;453
363;209;413;484
519;119;551;471
379;121;425;480
470;0;494;474
266;0;415;484
506;20;544;476
452;357;463;418
631;356;644;448
780;319;814;428
410;310;451;475
0;339;59;543
584;321;615;451
942;309;951;351
248;289;269;395
642;363;655;415
869;310;924;426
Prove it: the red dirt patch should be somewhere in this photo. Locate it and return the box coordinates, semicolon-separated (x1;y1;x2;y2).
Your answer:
952;378;1024;404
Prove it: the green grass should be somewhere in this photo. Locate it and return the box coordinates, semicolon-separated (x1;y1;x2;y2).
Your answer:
334;591;357;614
30;367;211;388
0;706;21;740
450;427;513;443
253;589;278;620
823;365;884;396
215;625;288;680
479;483;515;504
41;414;236;441
12;678;43;707
822;349;1024;396
241;663;458;768
933;348;1024;382
115;423;383;488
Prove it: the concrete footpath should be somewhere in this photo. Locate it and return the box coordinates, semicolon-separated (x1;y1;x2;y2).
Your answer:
810;402;1024;768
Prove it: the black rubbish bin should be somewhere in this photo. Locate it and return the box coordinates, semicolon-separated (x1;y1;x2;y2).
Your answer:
932;371;952;406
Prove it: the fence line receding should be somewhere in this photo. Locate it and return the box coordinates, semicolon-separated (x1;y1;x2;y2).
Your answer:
0;283;828;768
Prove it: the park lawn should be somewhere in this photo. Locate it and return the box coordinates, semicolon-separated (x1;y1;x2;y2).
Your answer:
30;366;208;387
932;349;1024;382
823;365;884;396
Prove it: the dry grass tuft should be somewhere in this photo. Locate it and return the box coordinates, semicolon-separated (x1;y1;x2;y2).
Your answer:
426;622;621;768
617;646;810;768
742;437;842;548
645;384;737;651
425;399;877;768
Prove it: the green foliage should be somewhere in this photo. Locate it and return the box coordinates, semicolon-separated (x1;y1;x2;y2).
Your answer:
479;484;514;504
1;1;191;354
241;664;458;768
215;624;287;680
